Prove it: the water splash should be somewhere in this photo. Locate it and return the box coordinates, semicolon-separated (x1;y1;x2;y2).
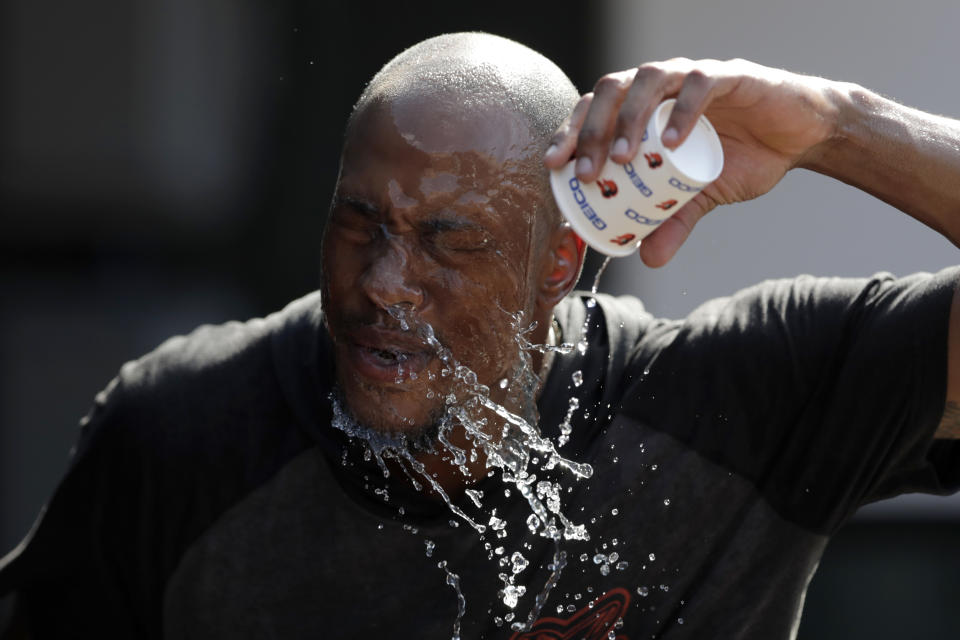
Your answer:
439;560;466;640
557;397;580;448
330;398;487;534
576;256;612;355
332;303;597;629
512;545;568;632
591;256;612;296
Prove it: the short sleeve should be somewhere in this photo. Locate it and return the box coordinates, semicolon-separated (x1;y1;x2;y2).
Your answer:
620;267;960;533
0;308;315;639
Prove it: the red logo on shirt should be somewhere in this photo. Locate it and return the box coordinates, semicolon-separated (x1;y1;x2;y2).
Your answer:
509;587;631;640
597;179;619;198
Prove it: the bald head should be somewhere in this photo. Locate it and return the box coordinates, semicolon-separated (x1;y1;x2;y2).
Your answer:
346;32;580;237
353;32;578;144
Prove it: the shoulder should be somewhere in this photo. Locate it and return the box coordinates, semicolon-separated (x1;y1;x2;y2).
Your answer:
0;294;327;622
555;291;663;346
120;291;323;392
675;268;959;347
77;291;326;459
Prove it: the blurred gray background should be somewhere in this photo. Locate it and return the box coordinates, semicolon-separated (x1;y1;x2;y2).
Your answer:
1;0;957;637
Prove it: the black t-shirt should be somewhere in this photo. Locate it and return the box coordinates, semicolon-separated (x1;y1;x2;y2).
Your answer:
2;269;959;639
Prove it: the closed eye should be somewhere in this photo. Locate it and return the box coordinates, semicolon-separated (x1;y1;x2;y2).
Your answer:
330;196;380;242
423;219;493;252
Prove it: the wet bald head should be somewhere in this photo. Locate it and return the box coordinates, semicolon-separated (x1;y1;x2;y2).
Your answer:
352;32;578;143
347;32;580;234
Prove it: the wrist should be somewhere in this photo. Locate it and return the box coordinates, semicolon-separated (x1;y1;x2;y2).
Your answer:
797;79;863;175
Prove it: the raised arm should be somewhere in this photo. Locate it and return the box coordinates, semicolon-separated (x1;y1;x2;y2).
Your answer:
807;88;960;439
543;58;960;437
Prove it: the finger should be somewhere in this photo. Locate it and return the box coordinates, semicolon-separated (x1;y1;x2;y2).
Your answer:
661;61;743;149
574;70;636;181
637;196;714;267
544;93;593;169
660;68;718;149
611;62;687;163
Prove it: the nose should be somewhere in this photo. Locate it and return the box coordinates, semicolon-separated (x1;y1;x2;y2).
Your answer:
359;235;426;311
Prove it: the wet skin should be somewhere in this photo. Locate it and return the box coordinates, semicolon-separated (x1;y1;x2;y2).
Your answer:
321;93;555;485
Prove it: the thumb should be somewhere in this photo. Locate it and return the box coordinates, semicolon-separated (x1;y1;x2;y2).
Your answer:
637;197;714;267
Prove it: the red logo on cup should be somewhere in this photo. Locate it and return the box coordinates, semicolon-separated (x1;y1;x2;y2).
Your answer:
644;152;663;169
655;199;678;210
596;179;618;198
611;233;636;246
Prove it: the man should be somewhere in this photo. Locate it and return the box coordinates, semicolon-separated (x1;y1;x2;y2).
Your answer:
1;32;958;639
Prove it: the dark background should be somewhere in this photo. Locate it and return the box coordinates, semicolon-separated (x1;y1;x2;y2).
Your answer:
1;1;957;637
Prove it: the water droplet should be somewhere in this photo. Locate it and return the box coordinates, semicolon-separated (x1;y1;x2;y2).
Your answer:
637;586;649;597
499;377;508;389
502;584;524;608
616;561;629;571
600;564;611;576
572;370;583;387
611;508;619;516
677;617;684;625
464;488;483;508
593;554;606;565
526;514;540;533
510;552;529;574
663;498;671;506
649;553;656;562
424;540;435;557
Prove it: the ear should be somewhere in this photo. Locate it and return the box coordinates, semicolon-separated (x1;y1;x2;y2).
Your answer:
536;226;587;312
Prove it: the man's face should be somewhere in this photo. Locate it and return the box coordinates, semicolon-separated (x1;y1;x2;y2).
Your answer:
321;94;547;436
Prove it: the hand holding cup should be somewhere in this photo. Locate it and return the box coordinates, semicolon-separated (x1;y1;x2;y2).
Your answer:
550;99;723;257
544;59;840;266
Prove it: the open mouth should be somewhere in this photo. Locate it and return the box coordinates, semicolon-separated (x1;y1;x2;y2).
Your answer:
365;345;413;365
343;330;433;384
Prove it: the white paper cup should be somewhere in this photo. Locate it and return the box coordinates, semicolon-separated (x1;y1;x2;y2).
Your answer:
550;99;724;257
